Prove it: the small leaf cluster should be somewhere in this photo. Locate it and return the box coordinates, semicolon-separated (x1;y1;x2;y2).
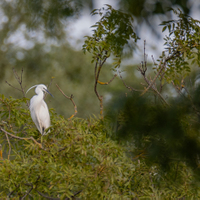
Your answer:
0;95;33;136
160;8;200;84
83;4;140;67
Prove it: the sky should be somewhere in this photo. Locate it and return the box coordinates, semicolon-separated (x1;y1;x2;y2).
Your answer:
66;0;200;64
3;0;200;65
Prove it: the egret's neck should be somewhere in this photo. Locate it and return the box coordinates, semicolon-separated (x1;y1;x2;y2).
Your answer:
35;91;44;102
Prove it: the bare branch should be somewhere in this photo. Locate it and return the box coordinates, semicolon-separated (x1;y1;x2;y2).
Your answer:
6;68;29;107
37;189;82;200
140;50;179;96
119;71;142;92
21;185;33;200
139;61;165;96
12;68;27;98
37;191;60;200
140;71;169;106
97;74;117;85
56;84;77;119
0;128;43;149
5;132;11;160
8;184;20;197
5;81;21;92
0;144;2;159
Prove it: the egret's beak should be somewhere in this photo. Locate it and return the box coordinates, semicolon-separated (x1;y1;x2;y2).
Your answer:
44;89;54;98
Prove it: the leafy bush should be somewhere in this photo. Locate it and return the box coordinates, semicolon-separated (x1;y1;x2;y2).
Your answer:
0;95;136;199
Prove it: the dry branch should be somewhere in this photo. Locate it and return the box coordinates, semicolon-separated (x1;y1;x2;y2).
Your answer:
5;132;11;160
97;74;117;85
138;65;169;106
0;144;2;159
5;68;29;107
21;185;33;200
37;189;82;200
0;128;43;149
140;51;179;96
119;71;142;92
56;84;77;119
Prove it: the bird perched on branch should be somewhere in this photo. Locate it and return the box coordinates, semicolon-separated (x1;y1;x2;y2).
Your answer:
26;84;53;135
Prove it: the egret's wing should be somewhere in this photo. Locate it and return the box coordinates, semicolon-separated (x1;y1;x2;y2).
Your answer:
30;104;43;134
38;100;50;134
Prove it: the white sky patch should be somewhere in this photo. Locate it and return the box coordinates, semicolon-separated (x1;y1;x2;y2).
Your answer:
0;0;199;58
16;51;25;60
93;0;119;10
6;29;35;50
104;93;112;103
66;0;119;49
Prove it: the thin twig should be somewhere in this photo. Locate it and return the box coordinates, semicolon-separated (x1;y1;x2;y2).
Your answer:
119;71;142;92
13;68;27;98
141;72;169;106
5;132;11;160
56;84;77;119
0;128;43;149
140;51;179;96
8;184;20;197
21;185;33;200
97;74;117;85
37;189;82;200
22;176;40;199
0;144;2;159
5;81;21;92
37;191;60;200
6;68;29;107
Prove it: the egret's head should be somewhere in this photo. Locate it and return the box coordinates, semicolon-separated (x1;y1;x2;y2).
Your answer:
26;84;53;97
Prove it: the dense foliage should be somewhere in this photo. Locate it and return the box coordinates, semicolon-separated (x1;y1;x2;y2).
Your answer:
0;95;200;199
0;96;135;198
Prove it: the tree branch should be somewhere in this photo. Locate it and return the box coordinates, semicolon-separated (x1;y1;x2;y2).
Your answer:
119;71;142;92
97;74;117;85
94;57;108;119
21;185;33;200
0;128;43;149
37;191;60;200
8;184;20;197
5;132;11;160
56;84;77;119
138;70;169;106
0;144;2;159
140;51;179;96
5;68;29;107
37;189;82;200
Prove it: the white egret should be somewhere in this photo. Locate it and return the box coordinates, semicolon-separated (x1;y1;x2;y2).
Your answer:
26;84;53;135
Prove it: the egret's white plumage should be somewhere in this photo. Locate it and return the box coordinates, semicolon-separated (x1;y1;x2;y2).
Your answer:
26;84;53;135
